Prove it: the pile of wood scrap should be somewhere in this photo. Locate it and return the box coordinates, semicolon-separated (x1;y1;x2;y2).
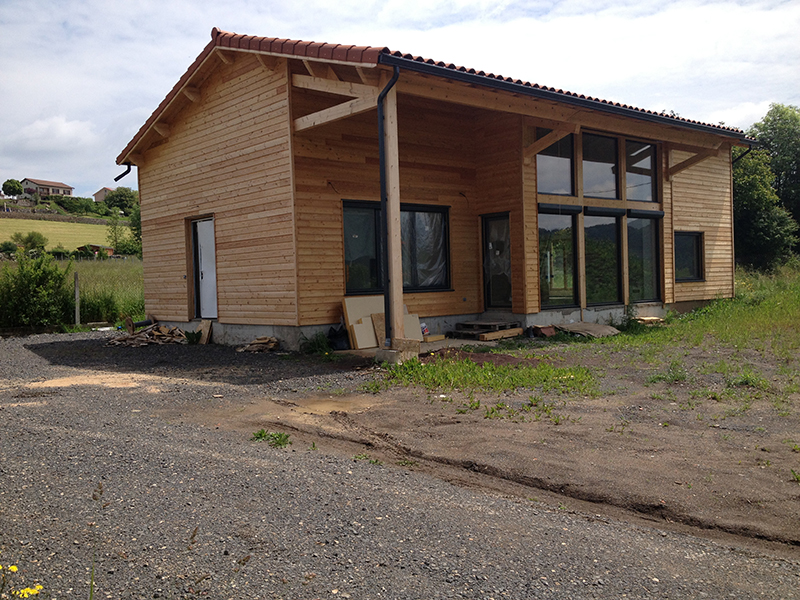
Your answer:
342;296;424;350
107;324;187;347
236;336;279;352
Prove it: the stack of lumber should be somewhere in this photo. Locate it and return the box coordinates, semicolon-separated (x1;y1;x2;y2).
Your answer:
107;324;187;347
342;296;424;350
236;336;280;352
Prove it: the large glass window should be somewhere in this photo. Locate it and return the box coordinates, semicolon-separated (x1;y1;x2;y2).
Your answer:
628;217;660;301
584;215;621;304
343;205;381;293
343;202;450;294
583;133;618;199
401;209;448;290
536;128;574;196
626;141;656;201
675;232;703;281
539;213;577;307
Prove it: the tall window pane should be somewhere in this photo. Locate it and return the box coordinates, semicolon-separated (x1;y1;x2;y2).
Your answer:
628;218;660;302
585;215;621;304
539;213;577;307
344;206;380;293
626;141;656;201
536;128;574;195
583;134;618;199
402;210;448;289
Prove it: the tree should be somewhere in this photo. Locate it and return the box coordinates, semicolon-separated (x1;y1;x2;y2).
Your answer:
748;104;800;227
733;147;798;269
10;231;48;253
103;187;139;215
2;179;23;197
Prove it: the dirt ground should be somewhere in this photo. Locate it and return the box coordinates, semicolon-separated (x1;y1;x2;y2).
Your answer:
146;339;800;560
18;333;800;560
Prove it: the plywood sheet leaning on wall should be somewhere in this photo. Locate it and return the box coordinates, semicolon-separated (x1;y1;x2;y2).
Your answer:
342;296;423;349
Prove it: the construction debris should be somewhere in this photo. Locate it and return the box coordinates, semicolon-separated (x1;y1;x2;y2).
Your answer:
237;336;280;352
107;324;187;347
556;322;620;338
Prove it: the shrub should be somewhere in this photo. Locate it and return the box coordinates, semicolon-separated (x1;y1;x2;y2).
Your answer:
0;252;73;327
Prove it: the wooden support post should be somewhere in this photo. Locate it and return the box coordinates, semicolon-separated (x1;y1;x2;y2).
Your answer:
383;85;405;346
74;272;80;326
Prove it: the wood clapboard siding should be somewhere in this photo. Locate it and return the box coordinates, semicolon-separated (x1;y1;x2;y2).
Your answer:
474;113;526;312
293;93;483;325
139;54;298;325
521;148;541;314
670;149;734;302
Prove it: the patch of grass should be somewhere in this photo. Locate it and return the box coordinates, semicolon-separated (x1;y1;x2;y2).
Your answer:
250;429;292;448
384;357;596;396
791;469;800;484
725;367;770;391
647;360;689;384
397;459;418;467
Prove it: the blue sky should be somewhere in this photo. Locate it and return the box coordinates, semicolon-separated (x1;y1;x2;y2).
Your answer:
1;0;798;197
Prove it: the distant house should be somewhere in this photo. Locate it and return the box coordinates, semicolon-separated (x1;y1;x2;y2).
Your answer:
93;187;115;203
76;244;115;257
117;28;753;350
21;178;74;197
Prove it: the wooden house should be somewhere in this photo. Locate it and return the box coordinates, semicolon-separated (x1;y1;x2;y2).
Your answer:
117;28;751;349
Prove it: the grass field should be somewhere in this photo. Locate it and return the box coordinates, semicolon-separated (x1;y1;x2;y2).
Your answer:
0;218;109;251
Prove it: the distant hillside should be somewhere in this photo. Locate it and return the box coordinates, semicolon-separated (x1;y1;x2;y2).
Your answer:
0;213;111;251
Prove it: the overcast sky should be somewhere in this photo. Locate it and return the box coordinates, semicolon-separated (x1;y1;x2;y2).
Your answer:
1;0;798;197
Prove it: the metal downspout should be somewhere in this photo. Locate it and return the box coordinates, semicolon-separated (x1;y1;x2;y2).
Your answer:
378;65;401;348
114;163;132;182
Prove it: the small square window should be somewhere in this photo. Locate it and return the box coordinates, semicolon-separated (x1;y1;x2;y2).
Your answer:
675;232;703;281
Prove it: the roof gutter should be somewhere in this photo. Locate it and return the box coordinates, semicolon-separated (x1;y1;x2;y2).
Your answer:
377;53;750;143
377;65;400;348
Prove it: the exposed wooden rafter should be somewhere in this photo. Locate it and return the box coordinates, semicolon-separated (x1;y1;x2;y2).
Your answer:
257;54;278;70
153;122;170;137
217;50;235;64
182;86;200;102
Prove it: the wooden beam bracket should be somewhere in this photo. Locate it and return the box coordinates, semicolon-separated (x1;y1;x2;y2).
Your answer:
293;96;377;132
523;124;580;164
257;54;278;70
666;145;722;180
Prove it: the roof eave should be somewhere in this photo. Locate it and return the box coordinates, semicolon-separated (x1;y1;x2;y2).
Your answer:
378;53;750;143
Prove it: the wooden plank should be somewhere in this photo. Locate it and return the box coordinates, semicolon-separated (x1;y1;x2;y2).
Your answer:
197;319;213;344
293;96;377;132
384;83;405;343
292;74;379;99
478;327;524;341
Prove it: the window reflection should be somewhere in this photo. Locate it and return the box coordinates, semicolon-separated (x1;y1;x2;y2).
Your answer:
584;215;621;304
626;141;656;202
536;128;573;195
628;217;659;301
583;134;618;199
539;213;577;307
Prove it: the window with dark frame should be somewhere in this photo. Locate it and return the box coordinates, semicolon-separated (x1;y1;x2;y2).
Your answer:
343;201;450;294
674;232;704;281
538;211;578;308
625;141;656;202
583;133;619;199
584;214;622;305
536;128;574;196
628;217;660;301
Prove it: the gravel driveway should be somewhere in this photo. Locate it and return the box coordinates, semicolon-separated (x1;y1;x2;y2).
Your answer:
1;332;798;599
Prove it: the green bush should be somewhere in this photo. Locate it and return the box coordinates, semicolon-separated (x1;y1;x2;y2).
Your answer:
0;252;73;327
79;289;119;323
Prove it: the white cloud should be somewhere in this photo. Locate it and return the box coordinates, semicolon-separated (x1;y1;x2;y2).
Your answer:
1;0;798;194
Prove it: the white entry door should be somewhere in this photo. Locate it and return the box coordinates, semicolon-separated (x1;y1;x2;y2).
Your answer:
194;219;217;319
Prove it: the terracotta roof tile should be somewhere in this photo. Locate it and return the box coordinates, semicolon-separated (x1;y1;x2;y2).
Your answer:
24;178;73;188
118;27;748;164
